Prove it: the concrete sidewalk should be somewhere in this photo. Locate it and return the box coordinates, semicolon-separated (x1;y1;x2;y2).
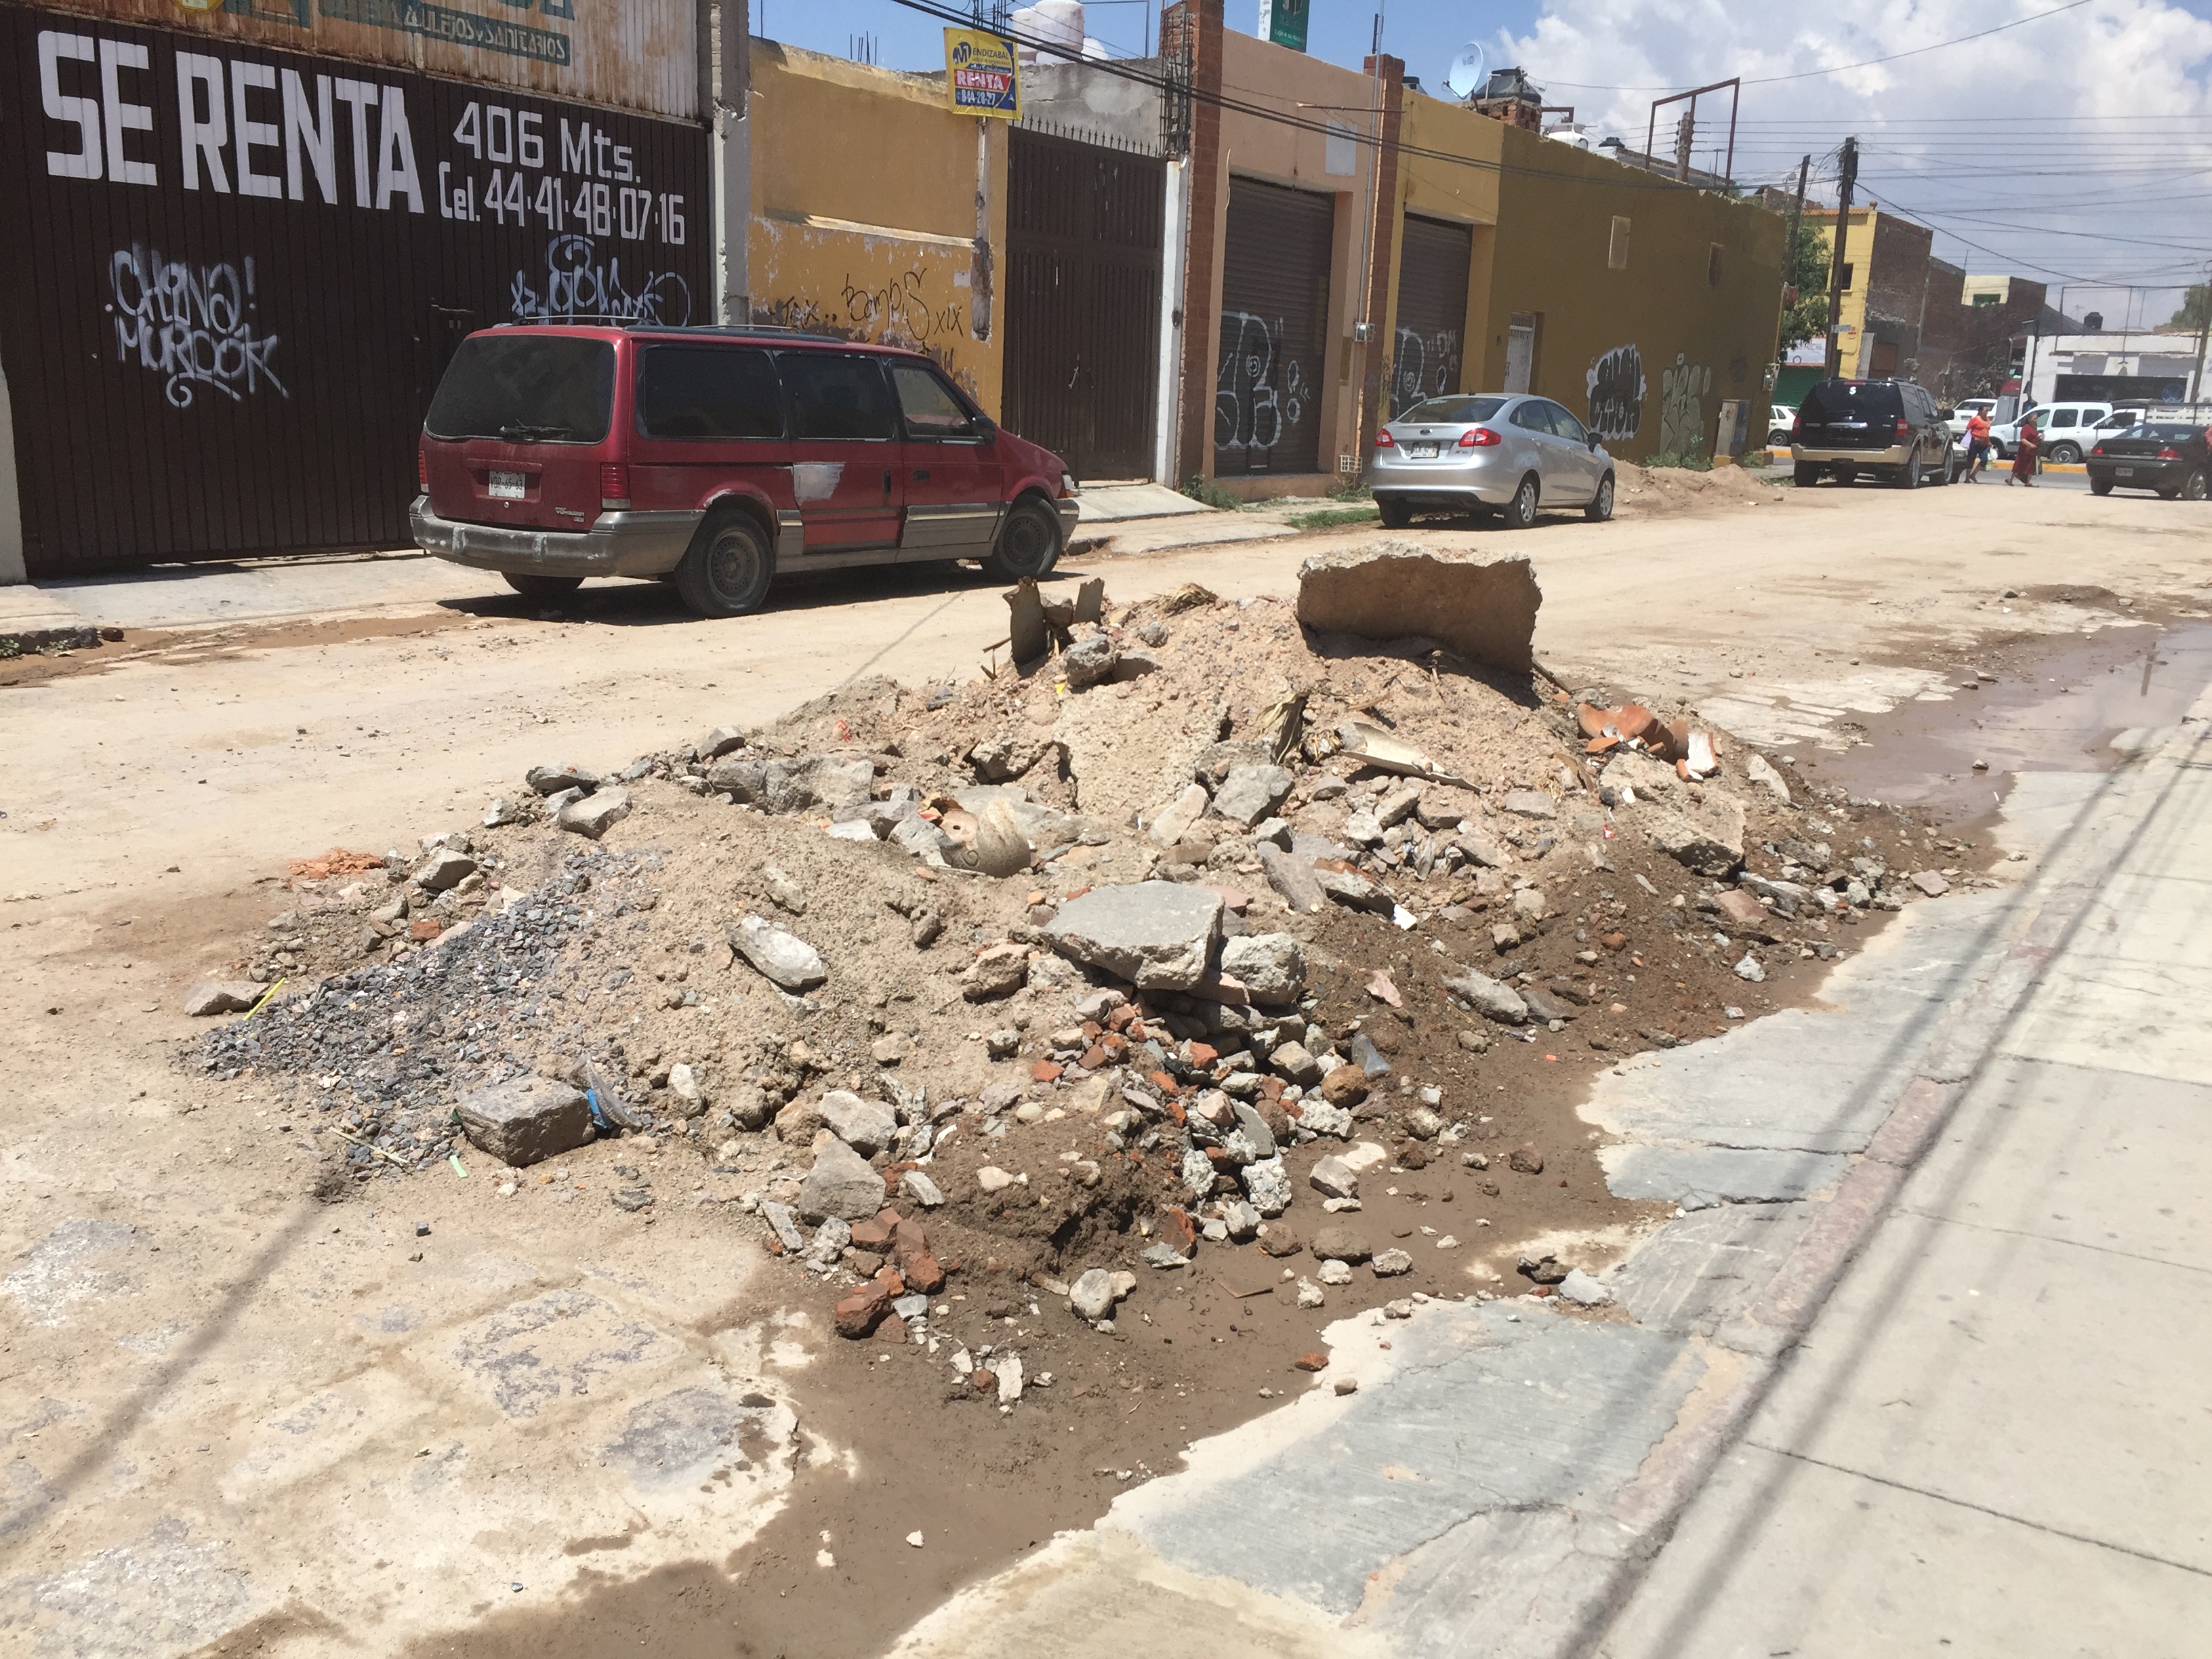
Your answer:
1598;714;2212;1653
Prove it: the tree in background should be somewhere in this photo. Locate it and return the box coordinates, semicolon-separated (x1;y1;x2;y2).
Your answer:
2169;283;2212;330
1778;220;1832;351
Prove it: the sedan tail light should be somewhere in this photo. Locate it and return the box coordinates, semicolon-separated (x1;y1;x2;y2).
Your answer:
1374;428;1395;448
2159;447;2184;460
417;445;428;492
2091;445;2104;457
1458;427;1502;448
600;463;632;510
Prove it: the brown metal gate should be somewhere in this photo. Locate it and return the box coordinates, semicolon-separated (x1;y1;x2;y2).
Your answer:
1389;215;1472;417
1;7;708;575
1003;128;1164;483
1216;177;1334;477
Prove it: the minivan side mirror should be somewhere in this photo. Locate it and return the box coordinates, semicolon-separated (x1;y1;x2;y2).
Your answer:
975;415;998;441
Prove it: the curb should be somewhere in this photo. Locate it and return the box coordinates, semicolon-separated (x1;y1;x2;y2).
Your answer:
1575;708;2212;1654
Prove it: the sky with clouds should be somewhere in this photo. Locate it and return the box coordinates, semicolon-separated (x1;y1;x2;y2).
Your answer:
772;1;2212;324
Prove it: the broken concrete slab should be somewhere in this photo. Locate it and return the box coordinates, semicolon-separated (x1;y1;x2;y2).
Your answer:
1294;542;1540;674
1446;966;1530;1025
729;915;830;991
797;1137;889;1223
1640;794;1746;878
1210;764;1295;827
1218;933;1304;1004
1047;884;1223;991
455;1076;594;1168
1256;844;1326;914
1599;1143;1851;1209
182;980;262;1017
819;1090;897;1157
557;788;631;840
1147;783;1211;848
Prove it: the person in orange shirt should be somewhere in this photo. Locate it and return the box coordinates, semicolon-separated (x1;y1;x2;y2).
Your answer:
1963;409;1992;480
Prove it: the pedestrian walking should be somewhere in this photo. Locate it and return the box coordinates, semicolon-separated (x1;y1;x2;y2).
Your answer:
1964;409;1992;480
2009;413;2041;486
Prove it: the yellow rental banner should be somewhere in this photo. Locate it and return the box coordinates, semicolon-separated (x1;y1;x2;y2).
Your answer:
945;27;1020;119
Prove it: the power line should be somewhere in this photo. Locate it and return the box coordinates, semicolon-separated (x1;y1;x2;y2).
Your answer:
1540;0;2095;93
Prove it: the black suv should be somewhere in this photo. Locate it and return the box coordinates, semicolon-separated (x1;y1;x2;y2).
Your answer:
1790;378;1958;489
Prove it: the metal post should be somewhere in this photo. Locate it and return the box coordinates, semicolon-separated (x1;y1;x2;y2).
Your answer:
1823;137;1858;380
714;0;751;326
970;117;994;342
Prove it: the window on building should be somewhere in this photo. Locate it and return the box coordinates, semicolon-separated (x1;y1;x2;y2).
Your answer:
1971;292;1999;308
1839;262;1855;292
1708;243;1724;287
1608;216;1631;270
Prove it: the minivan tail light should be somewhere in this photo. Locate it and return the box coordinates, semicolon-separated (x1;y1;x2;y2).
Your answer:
417;445;428;493
600;464;631;510
1460;427;1502;447
1374;428;1395;448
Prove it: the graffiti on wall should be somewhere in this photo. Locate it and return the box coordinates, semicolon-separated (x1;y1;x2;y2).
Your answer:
510;232;691;323
1658;353;1713;457
1216;310;1308;464
107;244;287;408
1584;344;1645;443
1389;325;1461;417
752;218;978;393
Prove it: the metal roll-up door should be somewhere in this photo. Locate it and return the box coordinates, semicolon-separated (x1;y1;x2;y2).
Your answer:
1389;215;1472;417
1216;178;1334;476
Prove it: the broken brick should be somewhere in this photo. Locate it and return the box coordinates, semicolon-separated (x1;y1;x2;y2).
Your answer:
1293;1351;1330;1372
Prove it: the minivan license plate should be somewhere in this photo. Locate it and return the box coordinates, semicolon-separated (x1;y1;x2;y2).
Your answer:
2114;467;2134;478
488;470;526;500
1410;442;1439;459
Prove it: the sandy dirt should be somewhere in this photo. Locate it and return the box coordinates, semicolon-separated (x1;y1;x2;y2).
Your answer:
3;481;2210;1658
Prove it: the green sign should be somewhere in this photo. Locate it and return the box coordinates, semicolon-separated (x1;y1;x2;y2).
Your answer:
1258;0;1309;52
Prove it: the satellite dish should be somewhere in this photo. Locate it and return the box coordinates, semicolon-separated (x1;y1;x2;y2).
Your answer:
1445;43;1486;101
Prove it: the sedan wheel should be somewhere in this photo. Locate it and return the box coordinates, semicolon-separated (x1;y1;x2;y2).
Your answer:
1584;473;1615;522
2184;470;2210;502
1500;474;1539;530
2091;477;2115;496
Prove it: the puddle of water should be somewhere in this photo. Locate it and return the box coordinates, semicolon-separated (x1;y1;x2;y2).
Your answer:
1803;621;2212;823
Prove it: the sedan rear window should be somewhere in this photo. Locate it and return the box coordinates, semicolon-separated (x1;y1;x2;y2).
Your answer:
636;346;784;439
2133;424;2200;442
426;335;613;443
1799;381;1903;422
1399;396;1507;424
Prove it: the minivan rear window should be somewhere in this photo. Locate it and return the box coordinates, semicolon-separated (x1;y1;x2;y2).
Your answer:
426;335;614;443
636;346;784;439
1399;396;1507;424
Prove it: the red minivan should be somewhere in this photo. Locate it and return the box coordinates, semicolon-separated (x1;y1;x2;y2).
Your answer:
411;325;1078;617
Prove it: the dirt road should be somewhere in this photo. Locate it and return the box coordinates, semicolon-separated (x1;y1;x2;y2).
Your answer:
1;474;2206;1658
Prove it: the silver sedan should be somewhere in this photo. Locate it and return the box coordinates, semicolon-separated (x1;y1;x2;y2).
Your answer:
1370;392;1616;528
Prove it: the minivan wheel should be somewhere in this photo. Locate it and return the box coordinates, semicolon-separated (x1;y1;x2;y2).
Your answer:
1584;473;1615;522
672;511;774;618
1500;474;1539;530
983;498;1063;581
1377;497;1414;529
504;573;582;603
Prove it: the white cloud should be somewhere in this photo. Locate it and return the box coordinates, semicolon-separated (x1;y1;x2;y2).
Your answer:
1492;0;2212;316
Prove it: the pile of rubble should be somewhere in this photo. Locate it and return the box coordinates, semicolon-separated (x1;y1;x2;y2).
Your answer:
182;549;1970;1343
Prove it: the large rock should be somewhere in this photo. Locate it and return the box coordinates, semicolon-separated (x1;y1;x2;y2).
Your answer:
1255;844;1326;914
729;915;829;991
456;1076;594;1168
527;762;600;796
1147;783;1211;848
710;754;874;815
182;980;262;1017
558;788;631;840
1641;793;1746;878
1294;543;1540;673
1446;966;1529;1025
1219;933;1304;1005
1046;884;1222;991
1311;1223;1373;1264
797;1138;888;1223
1210;764;1294;828
1061;632;1120;689
819;1090;897;1156
414;848;477;890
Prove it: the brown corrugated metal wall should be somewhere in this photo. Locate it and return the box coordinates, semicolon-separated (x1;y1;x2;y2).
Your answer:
3;5;708;574
1215;176;1332;477
1389;213;1472;417
1003;127;1164;483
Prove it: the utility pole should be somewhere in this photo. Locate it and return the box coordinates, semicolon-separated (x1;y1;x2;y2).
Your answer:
1823;136;1858;380
1778;153;1809;362
1675;110;1695;181
714;0;751;326
2192;266;2211;407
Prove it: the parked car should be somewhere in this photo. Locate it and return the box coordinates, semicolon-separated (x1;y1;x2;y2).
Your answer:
1945;397;1996;438
2078;407;2146;455
1767;403;1795;445
1789;377;1958;487
411;325;1078;617
1370;392;1616;529
2086;422;2211;500
1988;400;2111;461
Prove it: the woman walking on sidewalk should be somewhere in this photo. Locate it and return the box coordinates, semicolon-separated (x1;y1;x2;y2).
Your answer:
2009;413;2042;485
1964;409;1992;480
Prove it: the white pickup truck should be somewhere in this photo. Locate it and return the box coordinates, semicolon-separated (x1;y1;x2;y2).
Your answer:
1988;401;2113;463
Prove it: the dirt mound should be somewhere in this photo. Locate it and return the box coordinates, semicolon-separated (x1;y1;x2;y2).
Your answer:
1615;459;1779;517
